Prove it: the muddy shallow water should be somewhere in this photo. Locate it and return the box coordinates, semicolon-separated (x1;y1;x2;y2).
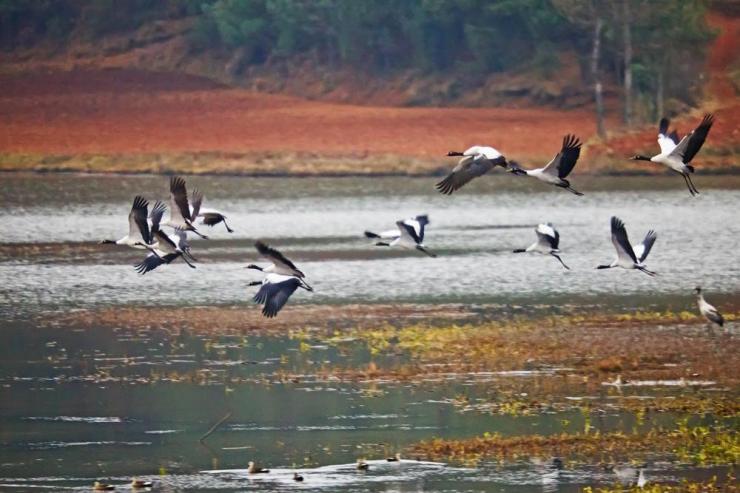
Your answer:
0;173;738;491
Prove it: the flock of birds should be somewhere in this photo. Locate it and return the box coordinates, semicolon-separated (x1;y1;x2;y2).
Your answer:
86;113;731;491
92;454;651;489
100;175;313;318
101;113;726;326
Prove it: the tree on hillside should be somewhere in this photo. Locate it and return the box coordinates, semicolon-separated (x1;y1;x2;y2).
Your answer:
0;0;79;47
621;0;633;126
554;0;712;131
629;0;713;120
0;0;716;117
552;0;608;138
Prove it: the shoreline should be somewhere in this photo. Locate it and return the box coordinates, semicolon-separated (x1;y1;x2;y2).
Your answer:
2;154;740;178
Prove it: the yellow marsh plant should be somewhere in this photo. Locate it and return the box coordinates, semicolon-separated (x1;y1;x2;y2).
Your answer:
323;320;539;359
411;422;739;466
582;473;732;492
672;418;740;465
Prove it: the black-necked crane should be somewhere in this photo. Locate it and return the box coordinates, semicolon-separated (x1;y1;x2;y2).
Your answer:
513;223;569;269
190;188;234;233
373;220;437;257
597;217;657;277
436;146;508;194
248;273;313;318
630;114;714;196
163;176;208;239
507;134;584;195
365;215;429;242
247;241;310;287
99;195;155;249
694;286;724;329
134;229;196;275
134;201;196;274
632;229;657;266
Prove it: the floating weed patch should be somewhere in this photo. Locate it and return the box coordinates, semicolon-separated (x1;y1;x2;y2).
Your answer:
312;313;739;386
455;394;740;419
615;310;738;324
614;395;740;418
282;313;740;420
322;323;492;360
672;418;740;465
409;422;739;466
583;472;737;492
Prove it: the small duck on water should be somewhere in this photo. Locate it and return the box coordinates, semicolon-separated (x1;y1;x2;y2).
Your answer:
293;472;304;482
131;479;153;489
386;452;401;462
356;459;369;471
93;482;115;491
602;374;624;389
247;461;270;474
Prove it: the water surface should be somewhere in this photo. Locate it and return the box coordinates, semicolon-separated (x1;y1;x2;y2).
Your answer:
1;173;739;316
0;323;732;492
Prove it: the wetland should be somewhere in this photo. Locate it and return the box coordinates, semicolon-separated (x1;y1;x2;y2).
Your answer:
0;173;738;491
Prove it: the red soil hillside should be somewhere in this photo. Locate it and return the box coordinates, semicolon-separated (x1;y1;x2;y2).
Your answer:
0;68;608;170
0;11;737;175
707;11;739;100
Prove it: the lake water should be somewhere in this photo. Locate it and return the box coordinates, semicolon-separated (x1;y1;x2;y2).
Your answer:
0;322;732;492
0;172;738;491
1;173;739;315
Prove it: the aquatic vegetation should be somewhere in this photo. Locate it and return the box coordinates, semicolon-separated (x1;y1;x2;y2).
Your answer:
33;305;740;422
316;312;739;387
48;305;740;339
672;418;740;465
410;422;739;466
614;395;740;418
583;472;737;492
456;392;740;420
615;310;737;324
47;304;480;336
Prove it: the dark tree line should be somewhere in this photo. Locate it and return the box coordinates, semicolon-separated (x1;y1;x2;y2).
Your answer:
187;0;575;73
1;0;714;131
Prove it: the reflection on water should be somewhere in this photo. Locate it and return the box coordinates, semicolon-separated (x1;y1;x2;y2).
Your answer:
1;174;740;316
0;323;734;491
